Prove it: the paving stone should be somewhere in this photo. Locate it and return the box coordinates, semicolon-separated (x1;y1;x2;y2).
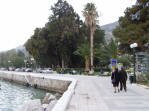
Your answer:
65;76;149;111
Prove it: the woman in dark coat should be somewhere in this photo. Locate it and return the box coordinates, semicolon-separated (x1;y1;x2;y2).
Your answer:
111;68;120;93
119;67;127;92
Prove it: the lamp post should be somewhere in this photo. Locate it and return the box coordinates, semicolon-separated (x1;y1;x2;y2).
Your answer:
31;58;35;70
8;60;13;67
24;60;27;68
8;60;11;68
130;43;138;83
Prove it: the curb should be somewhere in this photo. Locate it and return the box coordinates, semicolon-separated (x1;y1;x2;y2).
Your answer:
51;78;77;111
137;84;149;89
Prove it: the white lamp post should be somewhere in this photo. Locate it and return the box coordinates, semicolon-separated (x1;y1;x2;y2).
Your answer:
130;43;138;83
8;60;11;68
24;60;27;68
8;60;13;67
31;58;35;70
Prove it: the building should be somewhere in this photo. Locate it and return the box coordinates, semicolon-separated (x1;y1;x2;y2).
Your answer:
136;52;149;73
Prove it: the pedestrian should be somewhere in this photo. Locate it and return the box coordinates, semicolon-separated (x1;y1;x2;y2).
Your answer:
119;67;127;92
111;68;120;93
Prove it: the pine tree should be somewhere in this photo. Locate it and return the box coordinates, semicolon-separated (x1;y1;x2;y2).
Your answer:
113;0;149;52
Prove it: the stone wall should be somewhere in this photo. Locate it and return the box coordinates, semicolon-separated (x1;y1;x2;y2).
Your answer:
0;71;71;93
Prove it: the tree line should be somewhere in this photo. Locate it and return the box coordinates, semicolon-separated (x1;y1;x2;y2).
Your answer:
25;0;145;72
1;0;147;72
0;49;25;68
25;0;106;72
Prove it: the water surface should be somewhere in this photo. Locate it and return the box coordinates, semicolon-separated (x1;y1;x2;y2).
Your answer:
0;80;47;111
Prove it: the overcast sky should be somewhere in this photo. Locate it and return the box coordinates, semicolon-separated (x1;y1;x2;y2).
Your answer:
0;0;136;52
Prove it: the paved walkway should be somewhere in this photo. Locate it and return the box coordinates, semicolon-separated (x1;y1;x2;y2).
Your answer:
65;75;149;111
1;71;149;111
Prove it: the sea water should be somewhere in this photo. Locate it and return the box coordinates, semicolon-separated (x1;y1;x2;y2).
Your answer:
0;80;47;111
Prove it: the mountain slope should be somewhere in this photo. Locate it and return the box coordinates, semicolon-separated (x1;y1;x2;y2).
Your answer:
101;21;119;43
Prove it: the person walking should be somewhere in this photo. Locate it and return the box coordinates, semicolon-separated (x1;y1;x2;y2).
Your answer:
119;67;127;92
111;68;120;93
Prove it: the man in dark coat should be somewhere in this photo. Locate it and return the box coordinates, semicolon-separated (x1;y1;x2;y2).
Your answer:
119;67;127;92
111;68;120;93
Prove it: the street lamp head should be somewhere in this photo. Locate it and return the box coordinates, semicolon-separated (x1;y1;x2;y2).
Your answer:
130;43;138;48
31;58;34;61
133;43;138;47
118;42;120;45
130;44;133;48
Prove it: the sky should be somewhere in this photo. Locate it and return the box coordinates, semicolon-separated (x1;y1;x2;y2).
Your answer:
0;0;136;52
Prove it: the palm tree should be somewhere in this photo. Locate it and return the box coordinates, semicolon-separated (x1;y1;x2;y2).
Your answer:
83;3;98;74
74;43;90;72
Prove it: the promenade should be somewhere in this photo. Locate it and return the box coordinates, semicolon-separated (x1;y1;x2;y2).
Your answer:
66;75;149;111
1;71;149;111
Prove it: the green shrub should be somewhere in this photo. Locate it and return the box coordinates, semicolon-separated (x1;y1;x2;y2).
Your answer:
137;72;149;83
137;74;148;82
145;72;149;80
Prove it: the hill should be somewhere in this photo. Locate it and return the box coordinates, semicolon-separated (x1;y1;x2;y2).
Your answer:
101;21;119;43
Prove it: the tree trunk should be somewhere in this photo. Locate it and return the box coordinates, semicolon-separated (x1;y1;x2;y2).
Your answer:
85;56;90;73
90;29;94;74
61;57;64;68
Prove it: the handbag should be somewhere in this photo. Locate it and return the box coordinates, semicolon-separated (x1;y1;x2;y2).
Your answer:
112;78;116;83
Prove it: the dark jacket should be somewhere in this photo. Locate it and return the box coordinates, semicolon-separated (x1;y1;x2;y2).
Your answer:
119;69;127;82
111;69;120;84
